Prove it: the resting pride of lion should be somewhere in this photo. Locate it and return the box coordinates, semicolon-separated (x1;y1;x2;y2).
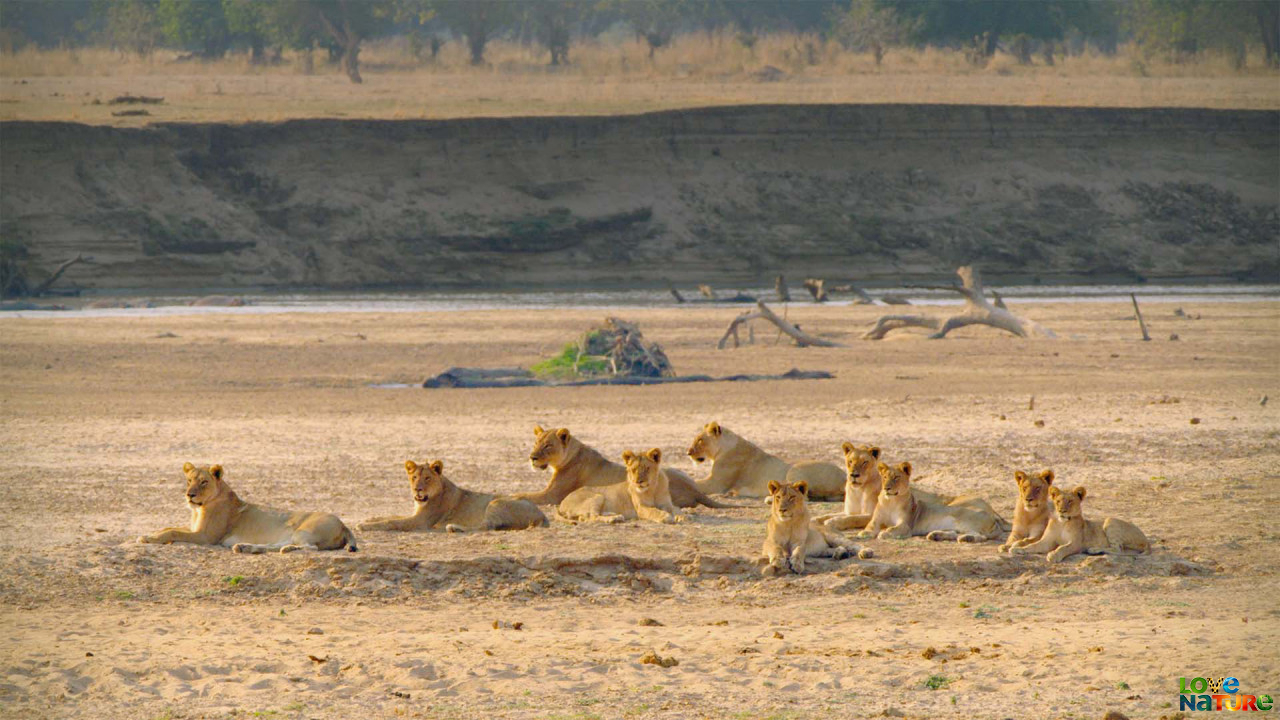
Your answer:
686;421;845;500
558;448;685;524
761;480;871;576
521;425;728;508
358;460;547;533
857;461;1010;543
138;462;358;554
1009;485;1150;562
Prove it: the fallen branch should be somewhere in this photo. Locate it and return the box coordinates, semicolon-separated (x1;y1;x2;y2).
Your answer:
29;254;91;297
109;94;164;105
719;301;846;349
424;367;834;389
867;266;1055;340
775;274;790;303
1130;293;1151;341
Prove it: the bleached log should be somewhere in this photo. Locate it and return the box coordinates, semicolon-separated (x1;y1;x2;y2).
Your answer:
719;301;845;349
867;266;1055;340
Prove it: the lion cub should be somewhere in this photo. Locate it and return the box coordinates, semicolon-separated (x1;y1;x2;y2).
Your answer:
998;469;1055;553
1009;485;1149;562
557;448;684;524
359;460;547;533
762;480;871;576
138;463;357;554
858;462;1007;543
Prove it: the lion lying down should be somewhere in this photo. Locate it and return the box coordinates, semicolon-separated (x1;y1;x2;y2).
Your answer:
687;422;845;501
138;463;358;554
858;461;1010;543
762;480;872;576
1009;485;1149;562
558;448;685;524
359;460;547;533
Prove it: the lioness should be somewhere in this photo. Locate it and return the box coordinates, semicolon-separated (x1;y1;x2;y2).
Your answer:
557;448;684;524
1009;485;1149;562
997;469;1055;553
686;422;844;500
858;462;1009;543
816;443;884;531
138;463;357;554
762;481;871;576
359;460;547;533
519;425;727;508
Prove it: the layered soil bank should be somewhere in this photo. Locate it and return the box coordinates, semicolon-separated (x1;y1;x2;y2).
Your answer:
2;104;1276;291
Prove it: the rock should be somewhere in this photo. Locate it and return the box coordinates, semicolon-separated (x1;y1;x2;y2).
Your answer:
306;627;324;635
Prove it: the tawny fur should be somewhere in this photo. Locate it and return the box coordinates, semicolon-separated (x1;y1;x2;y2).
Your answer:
557;448;685;524
518;425;727;508
998;469;1055;553
858;462;1009;543
359;460;547;533
138;463;357;554
1009;485;1149;562
687;421;844;500
761;480;872;576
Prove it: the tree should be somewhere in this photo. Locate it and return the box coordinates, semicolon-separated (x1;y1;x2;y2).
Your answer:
1128;0;1277;67
270;0;394;83
831;0;916;66
882;0;1070;61
434;0;512;66
106;0;163;57
158;0;230;59
535;0;589;66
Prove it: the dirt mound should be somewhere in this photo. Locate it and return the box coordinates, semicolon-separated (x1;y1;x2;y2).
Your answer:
1;105;1276;290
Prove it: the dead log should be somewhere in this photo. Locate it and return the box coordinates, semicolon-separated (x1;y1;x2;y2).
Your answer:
668;281;685;304
109;94;164;105
803;278;828;302
879;294;912;305
698;284;715;300
719;301;846;349
29;254;90;297
1130;293;1151;341
866;266;1055;340
775;274;790;302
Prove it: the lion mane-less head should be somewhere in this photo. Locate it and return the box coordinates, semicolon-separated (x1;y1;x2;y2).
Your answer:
1049;485;1087;522
1014;469;1055;510
405;459;446;503
687;421;726;463
622;448;663;492
841;443;881;485
876;461;912;497
181;462;225;507
767;480;809;520
529;425;575;470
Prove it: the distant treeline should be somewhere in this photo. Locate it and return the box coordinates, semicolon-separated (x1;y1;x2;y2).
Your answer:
2;1;1276;82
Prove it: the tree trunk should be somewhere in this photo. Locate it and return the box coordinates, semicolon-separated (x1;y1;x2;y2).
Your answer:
29;254;90;297
249;36;265;65
342;40;362;83
1258;2;1280;68
316;6;362;84
718;301;846;349
469;34;487;65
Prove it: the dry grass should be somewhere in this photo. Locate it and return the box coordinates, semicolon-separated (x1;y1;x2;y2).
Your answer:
1;32;1276;125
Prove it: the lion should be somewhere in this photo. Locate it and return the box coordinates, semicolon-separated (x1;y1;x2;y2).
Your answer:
818;443;952;531
686;422;844;500
1009;485;1150;562
519;425;728;509
358;460;547;533
761;480;872;576
138;462;357;554
557;448;684;524
858;462;1009;543
997;469;1055;553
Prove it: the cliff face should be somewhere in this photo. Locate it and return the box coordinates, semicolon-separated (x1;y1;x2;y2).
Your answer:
2;105;1276;290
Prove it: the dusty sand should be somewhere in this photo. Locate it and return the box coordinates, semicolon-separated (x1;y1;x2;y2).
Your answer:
0;300;1276;719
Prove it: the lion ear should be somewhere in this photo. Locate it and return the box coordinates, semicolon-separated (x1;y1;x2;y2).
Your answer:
841;441;855;455
405;460;417;475
1041;470;1055;485
792;481;809;497
767;480;781;496
182;461;196;474
556;428;570;442
1074;486;1087;501
870;446;881;459
707;421;721;437
621;450;636;464
1048;486;1062;499
876;461;891;477
533;424;544;437
1015;470;1028;484
647;448;662;463
430;460;444;475
209;465;224;481
898;461;912;477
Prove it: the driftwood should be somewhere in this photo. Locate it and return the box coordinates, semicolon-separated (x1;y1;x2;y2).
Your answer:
879;294;912;305
803;278;828;302
803;278;874;304
28;254;91;298
775;275;790;302
109;94;164;105
865;266;1056;340
1130;293;1151;341
424;367;834;389
719;301;846;349
668;284;756;304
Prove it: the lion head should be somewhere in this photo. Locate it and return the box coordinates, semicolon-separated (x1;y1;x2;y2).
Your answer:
767;480;809;520
876;461;912;498
841;442;882;487
1048;485;1087;522
1014;469;1054;511
181;462;225;507
622;448;663;495
529;425;574;470
405;459;446;503
687;421;728;463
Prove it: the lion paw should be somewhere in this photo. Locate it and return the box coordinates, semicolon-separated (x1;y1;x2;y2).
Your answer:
957;534;980;543
856;530;875;539
231;543;251;554
279;544;302;554
831;546;850;560
857;547;874;560
445;524;465;533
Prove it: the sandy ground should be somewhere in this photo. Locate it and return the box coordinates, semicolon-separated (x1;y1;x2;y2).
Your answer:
0;300;1276;719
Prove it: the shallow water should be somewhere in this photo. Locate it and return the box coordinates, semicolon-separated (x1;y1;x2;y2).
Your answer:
3;283;1276;319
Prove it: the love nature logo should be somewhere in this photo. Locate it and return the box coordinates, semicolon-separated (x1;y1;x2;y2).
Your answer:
1179;676;1273;712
